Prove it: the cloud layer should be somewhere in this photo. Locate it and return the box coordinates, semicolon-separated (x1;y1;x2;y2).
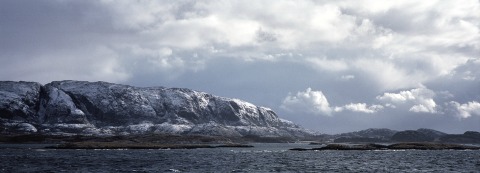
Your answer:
1;0;479;133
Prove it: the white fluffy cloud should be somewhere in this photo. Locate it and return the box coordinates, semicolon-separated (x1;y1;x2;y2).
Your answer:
377;87;438;113
282;88;384;115
334;103;384;114
281;88;332;116
449;101;480;118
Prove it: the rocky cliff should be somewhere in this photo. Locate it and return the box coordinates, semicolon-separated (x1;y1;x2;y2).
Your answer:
0;80;308;137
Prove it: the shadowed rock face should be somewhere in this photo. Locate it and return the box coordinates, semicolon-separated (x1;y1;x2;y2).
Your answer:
0;81;42;121
0;80;307;137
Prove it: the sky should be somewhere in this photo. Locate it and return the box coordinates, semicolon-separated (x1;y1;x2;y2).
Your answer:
1;0;479;134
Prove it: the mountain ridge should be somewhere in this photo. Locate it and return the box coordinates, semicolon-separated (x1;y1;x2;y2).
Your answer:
0;80;308;137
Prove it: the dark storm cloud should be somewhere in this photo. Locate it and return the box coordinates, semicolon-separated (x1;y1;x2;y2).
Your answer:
0;0;129;83
0;1;113;53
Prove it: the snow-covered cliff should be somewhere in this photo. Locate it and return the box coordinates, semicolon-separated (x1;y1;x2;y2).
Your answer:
0;80;307;137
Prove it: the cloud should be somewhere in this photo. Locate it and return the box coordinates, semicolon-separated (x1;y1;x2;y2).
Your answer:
448;101;480;118
282;88;384;115
451;58;480;81
340;75;355;81
307;57;349;72
1;0;480;133
2;0;478;87
377;89;418;103
409;100;437;113
334;103;384;113
281;88;332;116
256;28;278;43
352;58;431;90
377;87;438;113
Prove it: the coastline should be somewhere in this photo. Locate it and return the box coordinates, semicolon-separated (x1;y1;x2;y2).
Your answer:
46;142;253;150
290;142;480;151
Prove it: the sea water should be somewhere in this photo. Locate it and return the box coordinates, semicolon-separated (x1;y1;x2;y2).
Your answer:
1;143;479;172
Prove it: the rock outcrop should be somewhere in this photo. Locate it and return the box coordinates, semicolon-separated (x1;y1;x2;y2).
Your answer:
0;80;308;137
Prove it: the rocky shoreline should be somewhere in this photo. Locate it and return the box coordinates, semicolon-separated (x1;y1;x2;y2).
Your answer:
0;134;259;149
290;143;480;151
47;142;253;150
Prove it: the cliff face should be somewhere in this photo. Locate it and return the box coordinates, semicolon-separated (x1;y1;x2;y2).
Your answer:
0;81;307;137
0;81;42;121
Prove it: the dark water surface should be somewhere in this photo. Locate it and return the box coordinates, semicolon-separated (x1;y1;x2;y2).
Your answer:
1;143;479;172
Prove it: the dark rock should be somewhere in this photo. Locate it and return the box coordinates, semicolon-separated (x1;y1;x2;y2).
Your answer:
289;148;310;151
48;141;217;149
216;144;254;148
313;143;388;151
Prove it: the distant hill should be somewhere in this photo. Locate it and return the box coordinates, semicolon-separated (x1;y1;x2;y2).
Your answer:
337;128;398;139
440;131;480;143
330;128;480;144
331;128;397;142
